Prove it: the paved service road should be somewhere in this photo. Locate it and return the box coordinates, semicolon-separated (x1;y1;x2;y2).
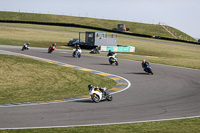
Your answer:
0;45;200;129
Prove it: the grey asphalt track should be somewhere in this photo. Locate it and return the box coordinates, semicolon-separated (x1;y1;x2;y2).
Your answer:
0;45;200;129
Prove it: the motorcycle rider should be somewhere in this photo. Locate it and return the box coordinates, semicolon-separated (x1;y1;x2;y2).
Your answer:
75;44;82;53
142;59;149;71
22;42;30;51
25;42;30;47
95;46;100;54
50;43;56;48
107;50;115;57
24;42;30;48
88;84;107;96
48;43;56;51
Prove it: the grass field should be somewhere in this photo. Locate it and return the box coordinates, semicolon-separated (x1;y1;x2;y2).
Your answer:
117;38;200;69
0;54;116;104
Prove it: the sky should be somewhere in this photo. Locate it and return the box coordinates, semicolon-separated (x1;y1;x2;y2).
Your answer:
0;0;200;39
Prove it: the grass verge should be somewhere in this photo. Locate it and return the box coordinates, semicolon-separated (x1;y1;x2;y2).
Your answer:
1;117;200;133
0;54;116;104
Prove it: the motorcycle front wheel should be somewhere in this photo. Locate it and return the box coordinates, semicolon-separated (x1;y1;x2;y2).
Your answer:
91;94;100;103
115;61;118;66
48;49;52;53
21;46;25;51
72;52;75;57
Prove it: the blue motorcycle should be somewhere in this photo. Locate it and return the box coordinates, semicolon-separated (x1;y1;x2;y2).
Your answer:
144;65;153;75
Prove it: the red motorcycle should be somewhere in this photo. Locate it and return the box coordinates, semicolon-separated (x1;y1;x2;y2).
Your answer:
48;45;56;53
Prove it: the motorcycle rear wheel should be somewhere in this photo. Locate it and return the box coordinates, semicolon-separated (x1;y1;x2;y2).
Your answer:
106;94;113;101
150;71;154;75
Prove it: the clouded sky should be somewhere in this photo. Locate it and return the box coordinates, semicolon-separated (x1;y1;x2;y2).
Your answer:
0;0;199;38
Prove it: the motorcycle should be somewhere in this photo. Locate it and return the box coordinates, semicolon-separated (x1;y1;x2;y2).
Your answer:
73;49;82;58
48;45;56;53
21;44;29;51
89;48;100;54
89;87;113;103
144;64;153;75
108;53;118;66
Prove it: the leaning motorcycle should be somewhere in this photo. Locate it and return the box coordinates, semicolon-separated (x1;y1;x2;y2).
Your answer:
144;64;153;75
48;45;56;53
89;87;113;103
108;53;118;66
89;48;100;54
21;44;29;51
73;49;81;58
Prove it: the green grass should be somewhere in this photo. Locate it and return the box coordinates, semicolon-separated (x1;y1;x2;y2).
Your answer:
0;22;100;33
0;54;116;104
0;11;196;42
1;118;200;133
0;25;75;48
0;23;101;49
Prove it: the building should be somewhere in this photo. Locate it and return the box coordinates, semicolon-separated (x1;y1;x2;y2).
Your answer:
79;32;117;47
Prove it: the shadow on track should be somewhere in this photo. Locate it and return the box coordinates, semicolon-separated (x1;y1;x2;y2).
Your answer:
74;99;93;103
99;63;112;66
91;63;111;66
63;55;76;58
127;72;152;75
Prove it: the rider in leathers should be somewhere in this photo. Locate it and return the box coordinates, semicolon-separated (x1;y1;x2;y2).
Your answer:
142;59;149;71
107;50;115;57
49;43;56;49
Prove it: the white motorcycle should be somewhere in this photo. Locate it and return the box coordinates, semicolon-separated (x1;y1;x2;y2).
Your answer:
108;53;118;66
73;49;82;58
89;87;113;103
21;43;30;51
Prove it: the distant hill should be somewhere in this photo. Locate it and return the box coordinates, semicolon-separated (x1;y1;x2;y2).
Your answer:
0;11;196;42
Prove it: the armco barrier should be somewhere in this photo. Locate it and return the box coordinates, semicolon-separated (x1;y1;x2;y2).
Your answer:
0;20;199;45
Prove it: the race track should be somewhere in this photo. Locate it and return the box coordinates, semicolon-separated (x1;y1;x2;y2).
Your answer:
0;45;200;129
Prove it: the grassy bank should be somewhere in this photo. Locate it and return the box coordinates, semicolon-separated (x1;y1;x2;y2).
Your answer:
1;117;200;133
0;11;196;41
0;54;116;104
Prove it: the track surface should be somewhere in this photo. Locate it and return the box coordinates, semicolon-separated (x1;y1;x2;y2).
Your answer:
0;45;200;129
